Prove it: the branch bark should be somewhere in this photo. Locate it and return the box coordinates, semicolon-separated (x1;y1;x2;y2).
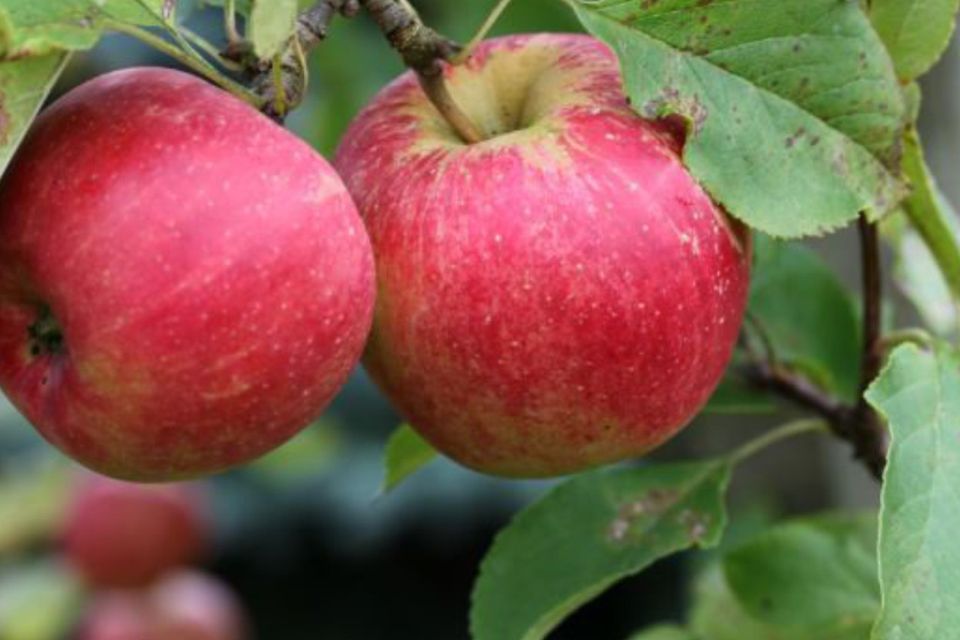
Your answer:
357;0;484;143
851;215;889;478
741;217;889;481
238;0;361;121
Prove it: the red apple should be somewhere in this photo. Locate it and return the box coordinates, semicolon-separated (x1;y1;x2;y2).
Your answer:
336;34;750;477
0;68;375;480
62;474;206;588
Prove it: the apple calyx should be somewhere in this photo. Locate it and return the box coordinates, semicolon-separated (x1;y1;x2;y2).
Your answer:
27;306;63;357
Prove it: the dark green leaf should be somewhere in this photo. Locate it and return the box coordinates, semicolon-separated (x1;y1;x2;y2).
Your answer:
471;461;731;640
703;375;777;415
691;562;867;640
748;236;861;401
724;513;878;636
866;344;960;639
870;0;960;81
0;54;70;179
629;625;696;640
381;424;438;494
570;0;906;238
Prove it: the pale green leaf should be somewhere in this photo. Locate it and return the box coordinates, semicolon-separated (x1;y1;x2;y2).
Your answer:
570;0;906;238
724;513;879;636
0;461;70;555
0;53;70;180
471;461;731;640
870;0;960;81
381;424;438;493
0;1;164;59
0;561;83;640
892;129;960;332
247;0;297;60
866;344;960;640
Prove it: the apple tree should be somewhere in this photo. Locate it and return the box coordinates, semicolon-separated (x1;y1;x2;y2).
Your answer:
0;1;958;639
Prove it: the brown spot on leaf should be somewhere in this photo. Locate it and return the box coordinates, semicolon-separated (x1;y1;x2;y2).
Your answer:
785;126;807;149
605;488;681;543
677;509;711;543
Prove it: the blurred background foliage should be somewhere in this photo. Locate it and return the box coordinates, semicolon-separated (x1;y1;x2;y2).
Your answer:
0;1;957;638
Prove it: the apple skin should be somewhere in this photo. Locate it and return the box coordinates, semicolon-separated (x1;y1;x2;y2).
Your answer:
79;570;247;640
336;34;750;477
0;68;375;480
62;475;207;588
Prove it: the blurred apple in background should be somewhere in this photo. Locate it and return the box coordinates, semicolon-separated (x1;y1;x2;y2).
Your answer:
80;571;247;640
61;475;207;589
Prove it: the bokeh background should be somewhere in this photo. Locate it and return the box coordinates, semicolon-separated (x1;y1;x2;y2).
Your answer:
0;1;956;638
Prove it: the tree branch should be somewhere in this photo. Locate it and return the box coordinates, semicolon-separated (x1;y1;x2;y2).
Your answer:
740;217;889;481
357;0;484;144
236;0;361;121
852;215;889;479
741;362;853;429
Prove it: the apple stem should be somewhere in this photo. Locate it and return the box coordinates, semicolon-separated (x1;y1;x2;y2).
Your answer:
358;0;485;144
28;307;64;357
224;0;241;46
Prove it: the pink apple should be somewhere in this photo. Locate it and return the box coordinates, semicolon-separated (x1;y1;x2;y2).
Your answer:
0;68;375;480
80;592;153;640
62;474;207;588
336;34;750;477
79;571;247;640
148;570;248;640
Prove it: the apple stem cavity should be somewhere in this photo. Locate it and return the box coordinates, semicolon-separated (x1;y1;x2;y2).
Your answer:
28;306;64;357
358;0;485;144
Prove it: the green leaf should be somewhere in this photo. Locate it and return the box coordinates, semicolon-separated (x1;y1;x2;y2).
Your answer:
629;625;696;640
870;0;960;81
748;236;861;401
247;0;297;60
866;344;960;640
471;461;731;640
0;1;164;59
704;375;777;415
570;0;906;238
723;513;879;636
381;424;438;494
691;562;866;640
0;54;70;180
